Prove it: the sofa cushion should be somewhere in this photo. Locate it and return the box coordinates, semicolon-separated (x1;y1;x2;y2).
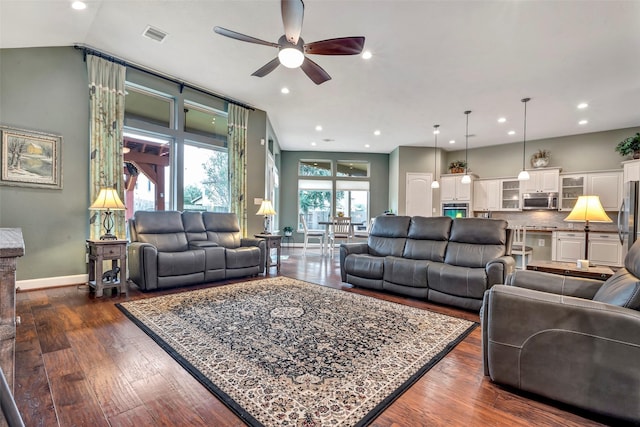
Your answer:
592;269;640;310
428;263;488;299
182;211;208;242
344;254;385;280
403;216;452;261
445;218;508;268
134;211;188;252
157;250;205;277
202;212;243;248
383;256;429;288
368;215;411;257
225;247;261;269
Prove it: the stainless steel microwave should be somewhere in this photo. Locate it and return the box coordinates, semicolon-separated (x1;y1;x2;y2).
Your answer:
522;192;558;210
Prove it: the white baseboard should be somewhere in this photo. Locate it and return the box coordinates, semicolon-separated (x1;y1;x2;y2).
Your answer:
16;274;88;291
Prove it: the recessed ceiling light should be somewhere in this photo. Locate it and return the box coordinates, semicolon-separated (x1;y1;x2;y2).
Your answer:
364;144;371;148
498;117;506;123
311;142;317;146
579;119;589;125
577;102;589;109
71;1;87;10
449;140;455;144
373;130;381;136
315;125;322;131
281;87;290;94
362;51;372;60
508;130;516;135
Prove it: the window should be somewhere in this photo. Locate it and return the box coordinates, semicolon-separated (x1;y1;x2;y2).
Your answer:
298;179;332;230
299;160;332;176
124;84;173;128
183;143;229;212
184;101;228;143
337;160;369;177
336;180;370;226
297;160;371;231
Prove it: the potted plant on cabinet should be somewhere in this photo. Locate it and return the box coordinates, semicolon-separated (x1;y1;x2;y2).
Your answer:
448;160;467;174
615;132;640;159
530;149;550;168
283;226;293;236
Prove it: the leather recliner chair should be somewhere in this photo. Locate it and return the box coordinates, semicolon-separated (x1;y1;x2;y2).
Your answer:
482;240;640;423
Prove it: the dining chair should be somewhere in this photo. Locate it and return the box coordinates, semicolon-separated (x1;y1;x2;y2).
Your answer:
300;214;324;256
329;216;352;254
353;217;375;240
512;225;533;269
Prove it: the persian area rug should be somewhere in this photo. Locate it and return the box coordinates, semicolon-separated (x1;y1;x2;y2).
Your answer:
116;277;476;426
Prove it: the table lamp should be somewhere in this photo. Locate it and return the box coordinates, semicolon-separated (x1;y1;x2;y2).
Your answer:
90;187;126;240
564;195;612;260
256;200;276;234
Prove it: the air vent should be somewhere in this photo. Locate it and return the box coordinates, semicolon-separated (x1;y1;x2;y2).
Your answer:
142;25;168;43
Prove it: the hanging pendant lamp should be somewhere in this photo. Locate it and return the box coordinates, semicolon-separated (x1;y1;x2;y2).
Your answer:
461;111;472;184
431;124;440;189
517;97;531;181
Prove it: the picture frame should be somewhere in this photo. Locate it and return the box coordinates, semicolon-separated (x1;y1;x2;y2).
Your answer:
0;126;62;189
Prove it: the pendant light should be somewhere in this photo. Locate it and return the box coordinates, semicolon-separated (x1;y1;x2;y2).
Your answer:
517;97;531;181
461;110;472;184
431;124;440;189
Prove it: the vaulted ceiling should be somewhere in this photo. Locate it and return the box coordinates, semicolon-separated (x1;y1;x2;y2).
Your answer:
1;0;639;153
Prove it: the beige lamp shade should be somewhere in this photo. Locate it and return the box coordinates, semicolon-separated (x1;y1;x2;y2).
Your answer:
564;195;612;223
90;187;126;210
256;200;276;216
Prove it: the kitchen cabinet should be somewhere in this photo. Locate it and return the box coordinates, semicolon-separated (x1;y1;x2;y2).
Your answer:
589;233;624;267
560;171;622;211
623;159;640;183
552;231;624;267
520;168;560;194
552;231;585;263
500;179;521;210
473;179;499;211
441;174;475;202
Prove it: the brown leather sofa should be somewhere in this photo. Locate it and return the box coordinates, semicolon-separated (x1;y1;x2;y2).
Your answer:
128;211;266;291
340;216;515;310
482;240;640;423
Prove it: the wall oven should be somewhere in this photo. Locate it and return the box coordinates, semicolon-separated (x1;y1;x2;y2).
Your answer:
442;202;469;218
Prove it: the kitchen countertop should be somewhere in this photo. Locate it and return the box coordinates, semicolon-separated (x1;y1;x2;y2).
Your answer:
515;226;618;234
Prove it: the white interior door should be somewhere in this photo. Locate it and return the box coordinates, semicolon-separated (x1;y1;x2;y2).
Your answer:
406;173;433;217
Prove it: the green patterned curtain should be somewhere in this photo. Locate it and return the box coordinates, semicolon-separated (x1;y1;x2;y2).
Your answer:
87;55;126;240
228;103;249;236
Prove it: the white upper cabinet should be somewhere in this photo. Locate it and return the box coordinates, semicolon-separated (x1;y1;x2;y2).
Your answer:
560;171;622;212
623;159;640;182
473;179;500;211
520;168;560;193
441;174;474;201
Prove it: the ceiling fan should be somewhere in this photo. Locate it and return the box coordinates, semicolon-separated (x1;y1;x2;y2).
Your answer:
213;0;365;85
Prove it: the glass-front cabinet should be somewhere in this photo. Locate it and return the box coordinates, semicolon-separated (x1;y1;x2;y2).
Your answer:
501;179;521;210
560;174;586;211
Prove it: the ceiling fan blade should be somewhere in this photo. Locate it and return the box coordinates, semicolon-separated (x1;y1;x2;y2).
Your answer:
213;26;280;48
300;57;331;85
251;58;281;77
281;0;304;44
304;37;366;55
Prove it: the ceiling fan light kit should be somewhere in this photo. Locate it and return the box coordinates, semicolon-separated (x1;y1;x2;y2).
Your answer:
213;0;365;84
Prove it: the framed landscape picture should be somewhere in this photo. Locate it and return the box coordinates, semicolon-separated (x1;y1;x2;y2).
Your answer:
0;126;62;189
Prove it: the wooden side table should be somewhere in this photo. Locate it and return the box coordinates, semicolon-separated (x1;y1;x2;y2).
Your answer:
526;260;614;281
255;234;282;274
86;239;128;297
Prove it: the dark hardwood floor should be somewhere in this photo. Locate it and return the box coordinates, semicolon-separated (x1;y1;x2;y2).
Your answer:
14;248;619;426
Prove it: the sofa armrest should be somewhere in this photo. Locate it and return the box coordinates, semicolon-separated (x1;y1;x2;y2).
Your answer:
505;269;604;299
485;256;516;286
241;238;266;274
189;241;220;249
339;243;370;282
483;284;640;421
127;242;158;291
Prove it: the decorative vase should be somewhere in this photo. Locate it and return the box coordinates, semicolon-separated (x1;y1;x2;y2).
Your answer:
531;157;549;168
284;231;292;237
450;167;464;174
634;151;640;160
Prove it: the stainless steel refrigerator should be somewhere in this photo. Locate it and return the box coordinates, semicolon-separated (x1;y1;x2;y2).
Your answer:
618;180;640;250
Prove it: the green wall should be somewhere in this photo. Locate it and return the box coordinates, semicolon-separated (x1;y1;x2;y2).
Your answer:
279;151;389;243
444;127;640;178
0;47;90;281
0;47;271;281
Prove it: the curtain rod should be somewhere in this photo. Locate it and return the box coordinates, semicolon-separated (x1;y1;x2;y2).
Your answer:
74;44;255;111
